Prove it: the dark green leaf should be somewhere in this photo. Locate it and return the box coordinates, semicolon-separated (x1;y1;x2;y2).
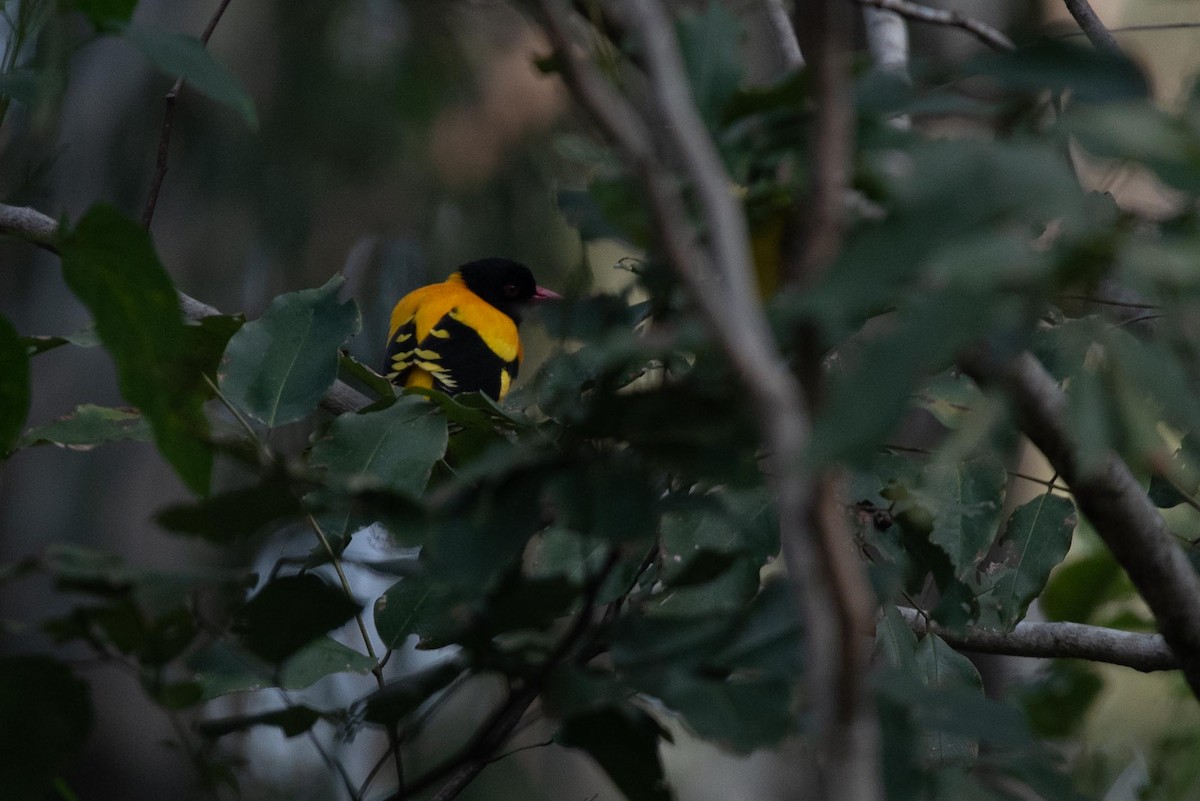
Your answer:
68;0;137;29
235;574;361;663
0;656;92;801
338;350;395;401
640;672;795;751
153;680;205;709
876;606;920;675
0;69;41;105
969;38;1148;103
122;23;258;128
19;405;150;450
155;474;302;543
1017;661;1102;738
22;328;100;357
280;636;375;688
676;1;743;127
187;637;373;699
558;704;671;801
309;395;448;496
1040;550;1126;623
988;493;1077;629
0;314;31;454
914;633;984;766
552;461;658;543
360;658;466;725
920;455;1008;581
219;275;360;427
60;205;212;494
198;705;326;740
374;573;464;650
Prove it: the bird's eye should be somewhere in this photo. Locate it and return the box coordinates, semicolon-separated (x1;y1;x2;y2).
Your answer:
503;283;520;298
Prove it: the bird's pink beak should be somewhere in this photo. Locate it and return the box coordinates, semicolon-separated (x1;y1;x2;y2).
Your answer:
533;286;563;302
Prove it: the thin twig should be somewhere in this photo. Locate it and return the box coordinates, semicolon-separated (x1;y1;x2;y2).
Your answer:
1060;0;1122;54
392;550;621;801
1057;21;1200;37
899;607;1178;671
853;0;1015;51
0;202;373;416
142;0;237;228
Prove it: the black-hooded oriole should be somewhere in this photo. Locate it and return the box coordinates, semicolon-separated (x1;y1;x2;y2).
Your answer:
384;258;560;400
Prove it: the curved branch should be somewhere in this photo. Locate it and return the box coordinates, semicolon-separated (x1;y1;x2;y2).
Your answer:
900;608;1178;672
1060;0;1122;54
962;350;1200;697
0;202;371;415
853;0;1015;51
0;204;59;252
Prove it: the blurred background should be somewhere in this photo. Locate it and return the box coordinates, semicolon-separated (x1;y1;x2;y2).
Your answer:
4;0;1200;799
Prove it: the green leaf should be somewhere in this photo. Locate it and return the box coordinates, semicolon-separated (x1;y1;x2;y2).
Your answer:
0;69;41;105
68;0;137;30
558;704;671;801
188;637;373;699
19;405;150;450
922;455;1008;581
309;395;448;496
374;573;464;650
360;658;466;725
552;461;659;543
969;39;1148;103
987;494;1077;630
280;636;375;688
643;672;795;751
1016;661;1102;738
22;328;100;357
1040;550;1125;623
60;205;212;493
235;574;361;663
155;474;302;543
122;23;258;128
0;315;31;455
0;656;93;801
914;634;984;767
197;705;326;740
338;350;395;401
676;1;743;127
219;275;360;427
876;604;920;674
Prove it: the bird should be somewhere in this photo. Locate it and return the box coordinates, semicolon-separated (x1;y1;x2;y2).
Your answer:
384;258;561;400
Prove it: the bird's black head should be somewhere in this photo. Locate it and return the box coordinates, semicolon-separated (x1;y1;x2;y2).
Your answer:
456;258;558;322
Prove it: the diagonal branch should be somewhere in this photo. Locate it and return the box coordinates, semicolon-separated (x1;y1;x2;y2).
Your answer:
536;1;879;798
853;0;1015;51
962;350;1200;698
142;0;238;228
900;607;1179;672
0;202;371;415
1060;0;1122;54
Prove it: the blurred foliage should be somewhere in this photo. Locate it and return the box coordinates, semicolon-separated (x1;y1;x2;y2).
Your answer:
7;2;1200;801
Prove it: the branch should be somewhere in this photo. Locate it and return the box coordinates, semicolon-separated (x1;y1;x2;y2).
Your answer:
761;0;804;71
0;204;59;252
142;0;237;228
852;0;1015;51
0;202;371;416
1060;0;1122;54
787;0;856;285
962;350;1200;697
536;2;879;798
395;551;621;801
899;608;1178;672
